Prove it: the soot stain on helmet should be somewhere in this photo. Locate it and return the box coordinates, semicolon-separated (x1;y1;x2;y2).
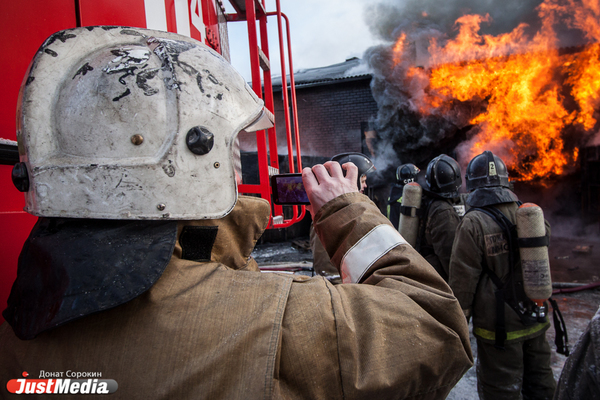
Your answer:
120;29;145;37
150;39;196;91
207;74;219;85
44;49;58;57
84;164;99;173
196;74;205;93
104;46;159;100
39;29;77;59
46;31;77;47
112;88;131;102
136;68;160;96
201;70;224;99
73;63;94;79
116;67;137;85
162;162;176;177
100;35;226;103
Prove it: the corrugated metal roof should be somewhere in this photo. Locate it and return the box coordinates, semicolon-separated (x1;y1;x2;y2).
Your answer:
271;57;372;90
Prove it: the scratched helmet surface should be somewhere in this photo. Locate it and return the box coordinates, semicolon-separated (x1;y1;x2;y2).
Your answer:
16;26;272;220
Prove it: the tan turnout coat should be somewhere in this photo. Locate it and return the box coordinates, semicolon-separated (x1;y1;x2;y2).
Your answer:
1;193;472;399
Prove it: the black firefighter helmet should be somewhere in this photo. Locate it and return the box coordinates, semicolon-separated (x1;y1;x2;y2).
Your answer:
330;152;375;189
396;163;420;185
465;150;510;192
424;154;462;199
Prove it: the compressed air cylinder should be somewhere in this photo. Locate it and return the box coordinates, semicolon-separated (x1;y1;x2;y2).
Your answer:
516;203;552;305
399;182;422;247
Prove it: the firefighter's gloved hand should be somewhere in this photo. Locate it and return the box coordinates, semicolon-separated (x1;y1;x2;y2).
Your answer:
303;161;359;216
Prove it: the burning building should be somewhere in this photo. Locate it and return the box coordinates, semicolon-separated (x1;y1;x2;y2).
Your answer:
363;0;600;235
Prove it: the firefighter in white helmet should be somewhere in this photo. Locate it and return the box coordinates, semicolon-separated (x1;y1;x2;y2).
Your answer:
448;151;556;399
0;27;472;399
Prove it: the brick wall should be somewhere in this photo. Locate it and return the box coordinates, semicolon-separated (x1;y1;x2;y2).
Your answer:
239;76;378;161
275;77;378;158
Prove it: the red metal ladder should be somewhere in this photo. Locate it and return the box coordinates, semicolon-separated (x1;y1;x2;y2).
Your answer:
227;0;305;228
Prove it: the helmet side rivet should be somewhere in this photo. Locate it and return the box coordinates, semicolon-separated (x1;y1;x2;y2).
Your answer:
214;162;220;169
131;134;144;145
157;203;166;211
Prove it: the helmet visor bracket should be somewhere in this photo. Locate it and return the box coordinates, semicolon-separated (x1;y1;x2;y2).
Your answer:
243;108;274;132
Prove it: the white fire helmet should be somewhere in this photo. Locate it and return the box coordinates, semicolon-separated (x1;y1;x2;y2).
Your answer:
15;26;273;220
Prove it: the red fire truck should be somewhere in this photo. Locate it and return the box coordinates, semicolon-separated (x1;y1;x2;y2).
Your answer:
0;0;303;322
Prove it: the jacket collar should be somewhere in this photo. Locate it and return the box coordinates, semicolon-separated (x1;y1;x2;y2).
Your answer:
3;196;271;340
173;196;271;270
466;187;519;207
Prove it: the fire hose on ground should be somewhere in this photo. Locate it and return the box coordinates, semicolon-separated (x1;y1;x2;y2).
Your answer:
552;281;600;294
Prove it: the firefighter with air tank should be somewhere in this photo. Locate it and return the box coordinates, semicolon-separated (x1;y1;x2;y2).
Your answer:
448;150;556;400
399;154;463;282
387;163;420;230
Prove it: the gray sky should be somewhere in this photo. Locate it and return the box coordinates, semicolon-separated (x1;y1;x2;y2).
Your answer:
223;0;557;81
224;0;383;81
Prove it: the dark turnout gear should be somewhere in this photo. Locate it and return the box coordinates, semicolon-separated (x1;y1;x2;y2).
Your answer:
418;197;462;282
554;306;600;400
449;151;556;399
467;186;519;207
451;202;552;343
1;194;473;399
477;331;556;400
388;163;420;229
414;155;462;281
425;154;462;199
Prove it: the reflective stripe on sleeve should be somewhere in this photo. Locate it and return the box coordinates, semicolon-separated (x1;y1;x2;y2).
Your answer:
341;224;407;284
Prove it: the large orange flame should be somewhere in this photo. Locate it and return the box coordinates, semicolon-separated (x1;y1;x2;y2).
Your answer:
390;0;600;182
